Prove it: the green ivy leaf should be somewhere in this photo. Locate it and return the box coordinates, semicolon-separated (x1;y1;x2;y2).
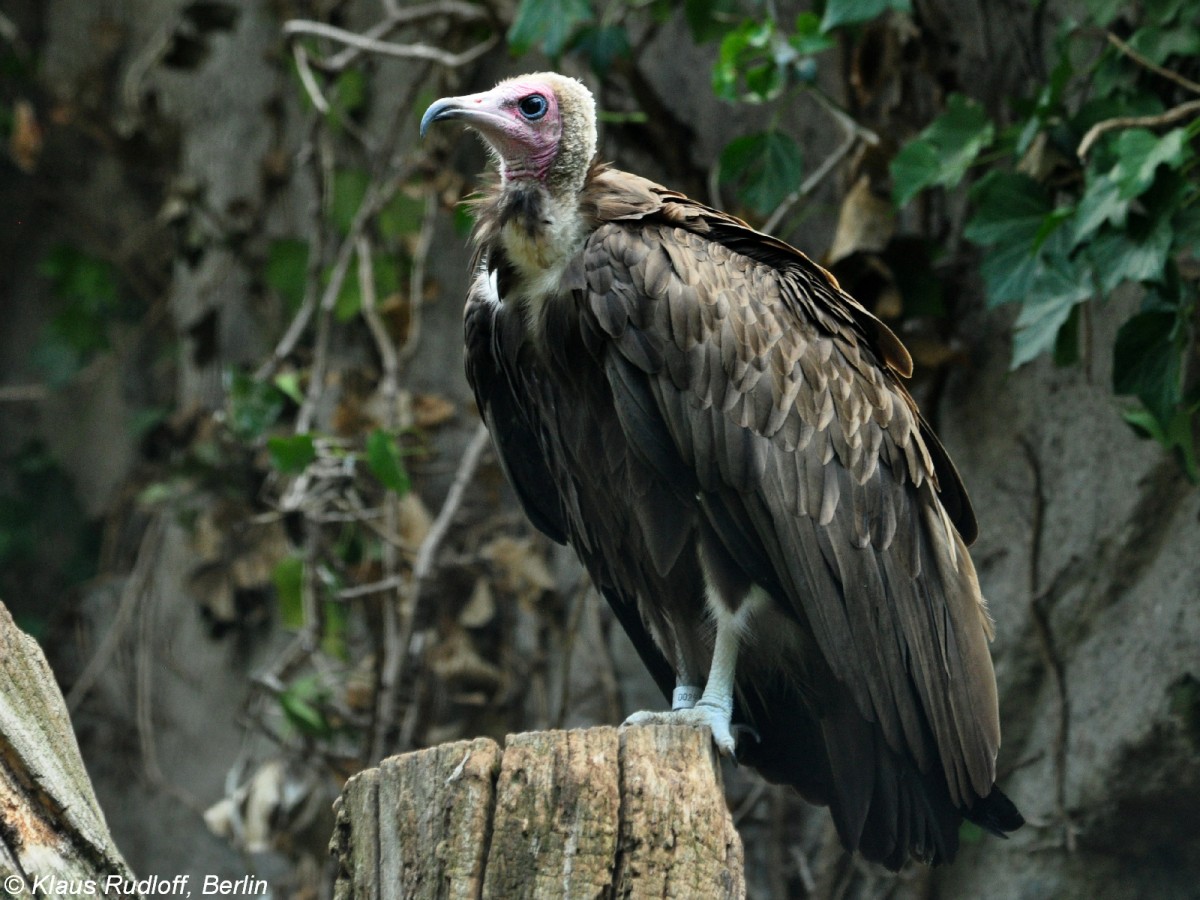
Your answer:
278;675;332;738
330;255;400;323
719;131;803;215
685;0;737;43
965;172;1052;245
272;555;305;630
378;192;425;240
574;24;630;74
1009;242;1093;368
713;20;775;101
226;371;285;441
1085;0;1127;26
267;433;317;474
1126;23;1200;64
821;0;911;32
966;172;1059;307
1089;215;1174;292
323;600;349;660
1111;128;1190;200
891;95;995;207
331;68;366;117
1113;309;1181;424
366;429;410;495
273;372;305;405
1071;172;1127;246
331;168;370;235
508;0;592;57
1121;402;1200;483
265;239;309;313
790;12;836;55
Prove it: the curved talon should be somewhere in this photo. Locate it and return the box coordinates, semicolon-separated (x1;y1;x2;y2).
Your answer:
732;723;761;744
729;723;761;766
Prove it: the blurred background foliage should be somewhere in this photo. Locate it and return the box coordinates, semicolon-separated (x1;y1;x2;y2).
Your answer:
1;0;1197;896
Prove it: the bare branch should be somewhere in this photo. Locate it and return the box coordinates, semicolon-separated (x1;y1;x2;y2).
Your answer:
283;19;497;69
397;187;439;368
1077;97;1200;159
0;384;48;402
1107;31;1200;96
762;129;857;235
292;43;330;115
67;518;165;713
757;88;877;235
325;1;490;71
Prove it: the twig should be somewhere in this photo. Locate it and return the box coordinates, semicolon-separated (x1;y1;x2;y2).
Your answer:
397;187;439;368
292;43;330;115
67;518;164;712
0;11;19;46
368;423;492;762
255;117;328;382
339;574;406;600
759;88;878;235
1077;97;1200;159
323;1;490;71
730;781;768;825
357;235;399;422
283;20;497;69
762;129;857;235
1020;437;1076;853
0;384;48;402
790;845;817;895
1106;31;1200;96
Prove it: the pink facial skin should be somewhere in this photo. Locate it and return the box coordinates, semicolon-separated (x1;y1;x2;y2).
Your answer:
422;78;562;183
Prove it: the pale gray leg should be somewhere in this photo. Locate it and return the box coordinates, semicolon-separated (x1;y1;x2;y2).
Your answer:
623;590;765;756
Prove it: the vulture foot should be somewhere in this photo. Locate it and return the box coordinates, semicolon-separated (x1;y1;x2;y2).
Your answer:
622;703;738;757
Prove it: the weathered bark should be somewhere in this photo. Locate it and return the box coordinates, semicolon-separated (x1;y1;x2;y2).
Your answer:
330;725;744;900
0;602;139;897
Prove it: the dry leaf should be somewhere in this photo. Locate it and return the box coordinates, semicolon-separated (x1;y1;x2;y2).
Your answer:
829;175;895;265
343;654;376;713
189;565;237;625
230;520;290;588
482;535;556;606
459;577;496;628
429;624;504;690
412;392;456;429
903;332;965;371
203;759;327;855
397;491;432;548
1017;130;1070;182
9;100;42;173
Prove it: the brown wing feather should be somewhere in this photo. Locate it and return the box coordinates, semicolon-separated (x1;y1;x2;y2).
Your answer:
577;207;1001;806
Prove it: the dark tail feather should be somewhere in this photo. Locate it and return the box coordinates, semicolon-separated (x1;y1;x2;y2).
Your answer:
964;784;1025;837
737;682;1022;871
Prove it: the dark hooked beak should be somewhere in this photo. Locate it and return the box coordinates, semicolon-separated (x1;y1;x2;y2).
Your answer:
420;89;509;138
420;98;465;137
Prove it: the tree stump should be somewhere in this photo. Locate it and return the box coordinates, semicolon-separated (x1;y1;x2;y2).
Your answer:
0;602;140;897
330;725;745;899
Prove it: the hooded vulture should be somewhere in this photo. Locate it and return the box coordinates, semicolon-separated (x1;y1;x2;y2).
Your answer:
422;72;1023;870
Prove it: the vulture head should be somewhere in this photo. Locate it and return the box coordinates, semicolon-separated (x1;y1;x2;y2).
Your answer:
421;72;597;197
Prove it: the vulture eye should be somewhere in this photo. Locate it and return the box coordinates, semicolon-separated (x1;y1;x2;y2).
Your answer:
518;94;548;121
